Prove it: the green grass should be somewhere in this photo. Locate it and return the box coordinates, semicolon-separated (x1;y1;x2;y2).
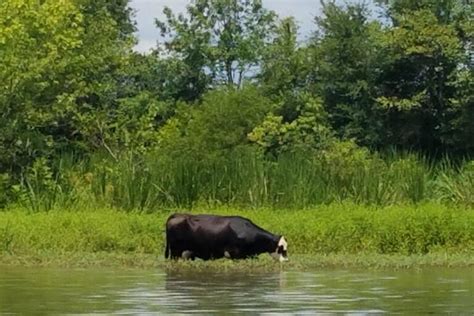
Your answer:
1;203;473;268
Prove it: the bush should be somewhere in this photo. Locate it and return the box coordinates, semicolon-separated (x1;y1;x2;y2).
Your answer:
158;86;273;160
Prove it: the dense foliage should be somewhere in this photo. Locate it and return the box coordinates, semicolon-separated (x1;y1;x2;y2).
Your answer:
0;0;472;210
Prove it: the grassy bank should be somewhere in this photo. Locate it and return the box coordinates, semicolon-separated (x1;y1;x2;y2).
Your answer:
1;203;473;268
2;252;473;270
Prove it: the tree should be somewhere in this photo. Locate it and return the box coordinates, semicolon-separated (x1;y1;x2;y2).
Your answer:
155;0;277;95
447;64;474;153
248;95;334;156
310;1;385;148
375;0;470;24
120;52;208;103
78;0;136;38
440;2;473;154
259;18;313;122
158;87;273;159
376;6;468;154
0;0;84;173
0;0;134;174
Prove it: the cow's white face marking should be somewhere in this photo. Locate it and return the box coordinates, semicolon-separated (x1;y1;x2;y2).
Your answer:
182;250;193;259
224;251;231;258
270;236;288;262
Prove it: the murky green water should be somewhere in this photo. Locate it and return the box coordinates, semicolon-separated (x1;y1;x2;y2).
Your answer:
0;266;473;314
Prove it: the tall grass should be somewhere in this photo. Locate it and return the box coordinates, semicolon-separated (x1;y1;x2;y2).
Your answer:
10;149;474;212
434;159;474;206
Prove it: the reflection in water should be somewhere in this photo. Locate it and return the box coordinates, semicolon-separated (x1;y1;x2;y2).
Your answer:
161;270;287;314
0;266;473;315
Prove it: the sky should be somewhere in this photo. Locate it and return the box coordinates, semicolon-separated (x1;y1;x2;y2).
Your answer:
129;0;323;53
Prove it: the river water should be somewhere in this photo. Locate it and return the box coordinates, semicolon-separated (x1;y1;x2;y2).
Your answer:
0;266;473;315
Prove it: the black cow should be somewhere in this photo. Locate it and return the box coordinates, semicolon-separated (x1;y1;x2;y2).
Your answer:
164;213;288;261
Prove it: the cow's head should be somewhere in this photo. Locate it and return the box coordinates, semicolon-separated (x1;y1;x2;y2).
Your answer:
270;236;288;262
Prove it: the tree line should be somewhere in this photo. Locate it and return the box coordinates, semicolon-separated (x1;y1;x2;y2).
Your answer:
0;0;472;208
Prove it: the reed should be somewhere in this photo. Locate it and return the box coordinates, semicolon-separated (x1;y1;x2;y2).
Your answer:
11;149;474;212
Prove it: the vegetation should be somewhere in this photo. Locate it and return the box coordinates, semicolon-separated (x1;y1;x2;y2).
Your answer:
0;204;473;268
0;0;473;266
1;204;473;256
4;149;473;212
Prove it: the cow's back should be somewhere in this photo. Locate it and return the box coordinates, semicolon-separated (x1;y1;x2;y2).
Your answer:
227;216;266;241
166;213;189;230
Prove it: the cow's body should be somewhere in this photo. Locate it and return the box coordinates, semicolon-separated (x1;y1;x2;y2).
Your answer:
165;213;288;261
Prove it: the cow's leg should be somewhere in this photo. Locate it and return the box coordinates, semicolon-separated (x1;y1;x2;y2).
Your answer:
170;247;183;260
224;247;242;260
181;250;194;260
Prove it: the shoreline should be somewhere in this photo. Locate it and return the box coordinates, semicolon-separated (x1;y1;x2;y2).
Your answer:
1;252;473;270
